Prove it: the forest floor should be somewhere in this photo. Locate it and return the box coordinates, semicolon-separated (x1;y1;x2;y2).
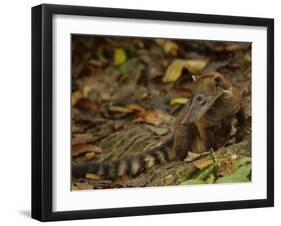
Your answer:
71;36;252;190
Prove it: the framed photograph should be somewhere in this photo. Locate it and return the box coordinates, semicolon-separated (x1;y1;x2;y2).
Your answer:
32;4;274;221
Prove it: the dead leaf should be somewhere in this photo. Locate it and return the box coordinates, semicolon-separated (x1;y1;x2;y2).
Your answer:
225;43;246;52
134;110;173;126
162;59;208;83
170;97;188;105
72;107;82;120
218;166;232;177
113;121;124;130
88;59;103;67
217;156;234;177
214;43;248;52
82;85;94;98
100;92;112;101
184;151;210;162
86;173;102;180
155;39;178;55
193;159;214;169
76;98;98;113
72;91;82;106
72;185;78;191
72;133;95;145
231;154;238;160
144;124;169;136
135;111;163;126
127;103;146;112
72;182;94;190
184;59;208;74
72;143;103;157
108;106;133;113
84;152;97;161
162;59;184;83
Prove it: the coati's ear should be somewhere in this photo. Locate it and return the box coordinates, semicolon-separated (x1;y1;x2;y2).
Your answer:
213;74;223;86
213;73;232;91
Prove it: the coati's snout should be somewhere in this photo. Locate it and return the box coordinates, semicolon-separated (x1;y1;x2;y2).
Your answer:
180;94;221;124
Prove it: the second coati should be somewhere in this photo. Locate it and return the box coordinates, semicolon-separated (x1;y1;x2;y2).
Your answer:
72;72;247;179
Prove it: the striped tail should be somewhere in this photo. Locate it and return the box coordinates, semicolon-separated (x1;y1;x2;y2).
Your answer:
72;145;175;179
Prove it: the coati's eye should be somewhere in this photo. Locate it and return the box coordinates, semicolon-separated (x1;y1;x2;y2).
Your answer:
196;95;203;101
196;95;205;105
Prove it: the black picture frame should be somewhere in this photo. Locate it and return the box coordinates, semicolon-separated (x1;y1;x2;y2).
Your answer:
32;3;274;222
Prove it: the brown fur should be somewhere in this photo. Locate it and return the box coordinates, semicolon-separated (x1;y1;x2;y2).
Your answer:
173;72;246;160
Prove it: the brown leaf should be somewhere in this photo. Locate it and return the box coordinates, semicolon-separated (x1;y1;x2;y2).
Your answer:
72;133;95;145
135;110;173;126
193;159;214;169
86;173;102;180
217;157;234;176
134;111;163;126
225;43;247;52
100;92;112;101
72;107;81;119
88;59;103;67
218;166;232;177
213;42;250;52
84;152;96;161
72;182;94;190
184;151;210;162
162;59;208;83
154;39;179;56
126;103;146;112
108;106;133;113
72;143;103;157
162;59;185;83
82;85;95;98
76;98;98;113
183;59;208;74
170;97;188;105
72;91;82;106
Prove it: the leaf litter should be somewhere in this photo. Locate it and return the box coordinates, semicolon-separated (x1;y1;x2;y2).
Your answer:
71;36;252;190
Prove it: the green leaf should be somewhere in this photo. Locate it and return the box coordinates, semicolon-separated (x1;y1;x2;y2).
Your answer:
117;58;144;75
179;164;215;185
215;175;250;184
232;157;251;171
206;174;215;184
234;165;251;178
215;165;251;184
195;164;217;181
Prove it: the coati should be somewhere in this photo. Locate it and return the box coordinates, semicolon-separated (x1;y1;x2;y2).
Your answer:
173;72;247;160
72;72;247;179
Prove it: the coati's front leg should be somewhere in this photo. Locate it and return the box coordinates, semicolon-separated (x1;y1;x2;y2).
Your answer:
193;121;216;153
173;122;214;162
173;123;194;160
